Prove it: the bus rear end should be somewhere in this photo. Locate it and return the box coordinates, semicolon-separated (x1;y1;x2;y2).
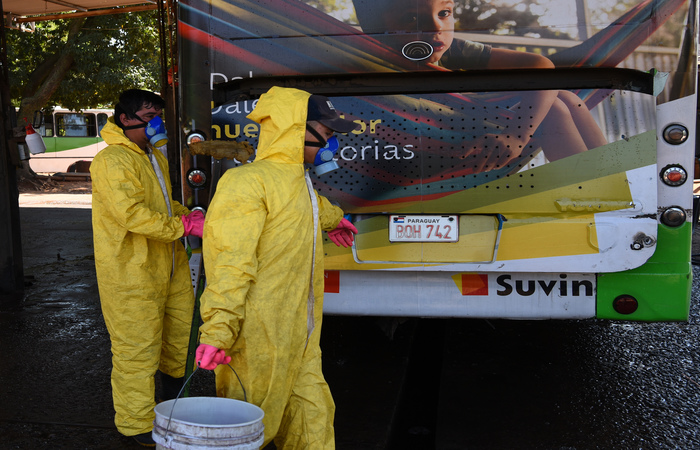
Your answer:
178;0;696;321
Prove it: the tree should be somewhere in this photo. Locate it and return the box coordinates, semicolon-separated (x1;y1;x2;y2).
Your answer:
7;10;161;179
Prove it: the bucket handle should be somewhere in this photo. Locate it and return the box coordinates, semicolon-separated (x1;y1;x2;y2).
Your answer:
163;363;248;443
175;362;247;403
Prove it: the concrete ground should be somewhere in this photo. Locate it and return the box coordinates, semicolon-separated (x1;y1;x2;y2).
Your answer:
2;191;409;449
1;196;142;449
1;193;214;449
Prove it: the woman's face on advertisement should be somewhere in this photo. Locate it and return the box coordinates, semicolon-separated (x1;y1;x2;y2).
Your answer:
382;0;455;64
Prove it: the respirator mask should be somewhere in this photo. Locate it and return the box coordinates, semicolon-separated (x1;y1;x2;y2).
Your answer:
143;116;168;148
121;108;169;148
305;124;340;176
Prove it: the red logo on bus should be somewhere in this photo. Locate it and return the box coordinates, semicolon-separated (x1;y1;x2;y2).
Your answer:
454;273;488;296
324;270;340;293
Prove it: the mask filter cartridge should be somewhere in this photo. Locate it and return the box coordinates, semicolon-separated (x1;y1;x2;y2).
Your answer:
145;116;168;147
313;136;340;176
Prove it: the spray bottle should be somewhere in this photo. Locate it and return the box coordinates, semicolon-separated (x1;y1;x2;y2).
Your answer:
24;118;46;155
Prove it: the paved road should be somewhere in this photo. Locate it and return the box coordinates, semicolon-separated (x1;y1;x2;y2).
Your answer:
18;192;92;208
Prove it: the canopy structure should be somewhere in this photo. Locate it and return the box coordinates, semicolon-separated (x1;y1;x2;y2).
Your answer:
0;0;172;310
2;0;158;28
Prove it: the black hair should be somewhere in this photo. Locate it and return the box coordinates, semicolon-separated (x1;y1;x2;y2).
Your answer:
114;89;165;130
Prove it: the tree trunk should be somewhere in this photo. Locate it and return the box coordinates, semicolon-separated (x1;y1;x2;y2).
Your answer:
16;18;85;181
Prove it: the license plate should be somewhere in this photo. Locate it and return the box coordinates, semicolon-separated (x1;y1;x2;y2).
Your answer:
389;215;459;242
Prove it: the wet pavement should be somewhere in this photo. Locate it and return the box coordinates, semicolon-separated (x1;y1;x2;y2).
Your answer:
2;196;408;449
3;192;700;449
0;197;217;449
0;204;123;448
431;310;700;449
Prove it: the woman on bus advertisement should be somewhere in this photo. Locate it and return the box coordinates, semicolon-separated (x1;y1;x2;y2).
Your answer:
351;0;608;167
183;0;688;212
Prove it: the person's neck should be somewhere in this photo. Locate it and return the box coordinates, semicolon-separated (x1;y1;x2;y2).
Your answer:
124;129;147;152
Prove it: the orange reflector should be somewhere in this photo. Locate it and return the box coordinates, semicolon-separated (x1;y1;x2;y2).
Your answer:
187;169;207;188
661;165;687;186
667;172;683;183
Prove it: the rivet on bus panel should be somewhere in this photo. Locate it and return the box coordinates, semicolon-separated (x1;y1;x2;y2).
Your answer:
613;295;638;315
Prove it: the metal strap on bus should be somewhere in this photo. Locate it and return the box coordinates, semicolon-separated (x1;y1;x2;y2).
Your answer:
213;68;661;104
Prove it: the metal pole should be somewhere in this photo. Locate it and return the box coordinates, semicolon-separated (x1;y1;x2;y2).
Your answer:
0;0;25;310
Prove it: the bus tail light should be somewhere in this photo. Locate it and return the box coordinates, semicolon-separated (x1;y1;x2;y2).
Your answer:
187;169;207;189
186;131;206;145
660;206;686;227
660;165;687;186
613;295;638;314
662;124;689;145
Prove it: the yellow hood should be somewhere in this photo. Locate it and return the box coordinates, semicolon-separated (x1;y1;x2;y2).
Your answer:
246;86;311;165
100;116;145;155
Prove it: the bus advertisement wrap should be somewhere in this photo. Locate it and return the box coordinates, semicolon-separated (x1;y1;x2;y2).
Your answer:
178;0;696;320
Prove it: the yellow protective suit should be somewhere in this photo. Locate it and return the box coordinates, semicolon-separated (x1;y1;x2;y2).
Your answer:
199;86;344;449
91;118;195;436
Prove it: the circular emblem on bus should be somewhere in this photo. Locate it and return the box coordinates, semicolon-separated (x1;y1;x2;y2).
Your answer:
401;41;434;61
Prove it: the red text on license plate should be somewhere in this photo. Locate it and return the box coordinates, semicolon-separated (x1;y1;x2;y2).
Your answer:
389;215;459;242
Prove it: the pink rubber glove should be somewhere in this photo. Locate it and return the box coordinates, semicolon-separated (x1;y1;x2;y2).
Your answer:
195;343;231;370
327;218;358;248
181;210;205;238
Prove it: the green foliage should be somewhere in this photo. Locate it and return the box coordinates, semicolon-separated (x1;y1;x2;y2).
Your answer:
7;10;161;111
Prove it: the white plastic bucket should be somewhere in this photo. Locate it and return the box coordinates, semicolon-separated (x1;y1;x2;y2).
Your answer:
152;397;265;450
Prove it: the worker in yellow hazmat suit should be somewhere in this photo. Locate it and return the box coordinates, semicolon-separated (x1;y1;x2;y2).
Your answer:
195;86;359;449
91;89;204;447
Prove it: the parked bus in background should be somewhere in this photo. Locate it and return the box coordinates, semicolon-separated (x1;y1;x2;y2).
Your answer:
177;0;696;322
29;108;111;174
